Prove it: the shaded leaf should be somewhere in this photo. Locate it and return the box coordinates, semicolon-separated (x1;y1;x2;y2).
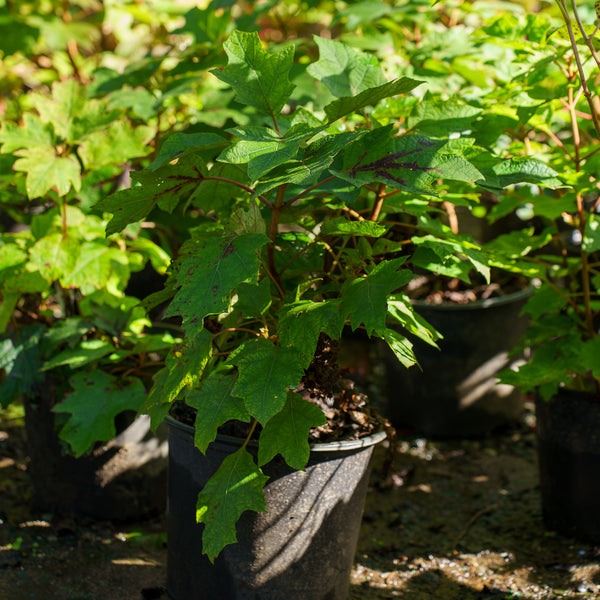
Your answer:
0;325;46;407
102;153;208;234
42;339;115;371
141;331;214;430
235;278;272;318
324;77;423;124
340;259;412;334
150;132;226;171
188;371;250;453
258;392;326;469
228;338;305;424
278;299;345;366
54;371;146;456
196;448;268;562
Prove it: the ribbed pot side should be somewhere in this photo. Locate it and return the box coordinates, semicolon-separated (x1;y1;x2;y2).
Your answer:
383;288;531;437
166;416;386;600
536;390;600;542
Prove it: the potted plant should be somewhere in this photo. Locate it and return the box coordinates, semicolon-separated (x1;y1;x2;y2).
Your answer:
491;2;600;541
101;29;562;598
0;72;176;520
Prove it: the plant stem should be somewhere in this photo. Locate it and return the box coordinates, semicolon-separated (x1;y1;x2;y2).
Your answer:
61;197;68;238
240;419;259;452
369;183;387;222
576;193;596;339
561;0;600;138
267;185;287;297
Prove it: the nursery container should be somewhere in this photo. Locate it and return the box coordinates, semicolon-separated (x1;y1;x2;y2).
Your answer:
536;389;600;542
383;287;530;437
166;416;386;600
24;381;168;521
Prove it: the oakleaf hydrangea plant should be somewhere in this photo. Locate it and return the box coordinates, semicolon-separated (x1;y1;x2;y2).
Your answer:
105;30;558;560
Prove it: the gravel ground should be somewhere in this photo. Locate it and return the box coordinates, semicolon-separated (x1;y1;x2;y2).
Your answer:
1;402;599;599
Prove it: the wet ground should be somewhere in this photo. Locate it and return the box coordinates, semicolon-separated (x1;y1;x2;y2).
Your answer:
1;401;599;599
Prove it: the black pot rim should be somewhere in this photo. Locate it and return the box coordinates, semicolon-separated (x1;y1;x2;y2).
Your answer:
165;415;387;452
412;285;532;312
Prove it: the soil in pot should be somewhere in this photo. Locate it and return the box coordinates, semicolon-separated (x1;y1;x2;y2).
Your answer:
382;274;531;438
24;377;168;522
536;389;600;543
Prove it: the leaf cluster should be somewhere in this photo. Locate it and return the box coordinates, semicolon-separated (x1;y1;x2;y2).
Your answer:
104;28;559;560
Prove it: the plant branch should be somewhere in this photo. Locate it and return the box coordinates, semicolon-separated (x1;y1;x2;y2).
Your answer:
561;0;600;138
267;184;287;297
369;183;387;222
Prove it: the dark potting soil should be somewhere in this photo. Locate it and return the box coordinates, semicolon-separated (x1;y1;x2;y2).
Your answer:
171;334;386;444
406;271;530;305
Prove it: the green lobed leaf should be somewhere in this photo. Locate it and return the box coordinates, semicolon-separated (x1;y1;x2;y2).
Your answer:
520;285;568;320
227;202;267;235
408;96;482;137
167;233;270;338
107;87;158;121
219;124;320;180
27;233;80;283
583;215;600;253
258;392;326;470
320;217;387;237
60;242;127;292
323;77;423;124
102;153;208;235
307;36;387;98
13;147;81;198
334;131;482;195
0;114;54;154
78;121;154;169
228;338;305;425
54;371;147;456
210;30;295;119
340;258;412;334
31;79;87;141
42;339;115;371
0;325;46;407
412;235;490;283
235;278;272;318
196;448;268;562
278;299;345;366
489;158;564;190
187;371;250;454
149;132;226;171
380;327;418;369
141;331;214;431
387;295;441;347
254;130;363;196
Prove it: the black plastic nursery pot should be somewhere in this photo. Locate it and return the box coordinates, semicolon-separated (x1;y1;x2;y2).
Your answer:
535;389;600;542
383;288;530;437
166;416;386;600
23;381;168;521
